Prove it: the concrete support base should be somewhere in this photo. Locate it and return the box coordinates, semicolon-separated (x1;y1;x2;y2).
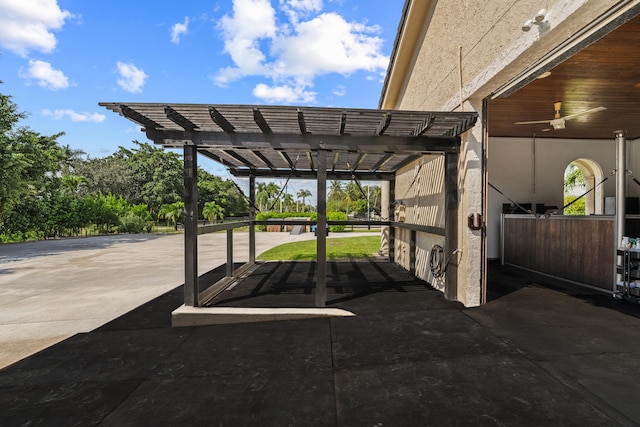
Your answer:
171;305;355;327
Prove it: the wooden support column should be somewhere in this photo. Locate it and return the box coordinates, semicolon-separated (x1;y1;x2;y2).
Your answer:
389;176;396;264
184;145;199;307
316;149;327;307
226;229;234;277
249;174;256;263
444;151;459;301
410;230;417;275
380;179;390;256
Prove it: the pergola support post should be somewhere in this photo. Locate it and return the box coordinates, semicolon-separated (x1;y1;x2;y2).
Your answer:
380;179;390;257
184;145;199;307
614;130;627;291
389;176;396;263
316;149;327;307
226;229;234;277
249;174;256;263
444;151;459;301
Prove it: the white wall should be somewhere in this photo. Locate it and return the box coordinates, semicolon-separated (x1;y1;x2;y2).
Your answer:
487;136;639;259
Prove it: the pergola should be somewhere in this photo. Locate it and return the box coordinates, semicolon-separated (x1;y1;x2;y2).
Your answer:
100;102;477;314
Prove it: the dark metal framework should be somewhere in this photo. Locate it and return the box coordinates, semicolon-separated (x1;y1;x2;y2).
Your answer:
100;102;477;308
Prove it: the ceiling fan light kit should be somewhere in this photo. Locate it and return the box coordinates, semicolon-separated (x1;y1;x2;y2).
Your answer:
514;100;606;131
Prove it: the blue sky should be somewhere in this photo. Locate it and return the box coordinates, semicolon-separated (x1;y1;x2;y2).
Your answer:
0;0;403;202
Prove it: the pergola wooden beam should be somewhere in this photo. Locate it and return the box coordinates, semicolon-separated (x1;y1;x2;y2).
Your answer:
209;106;235;132
253;107;272;134
165;106;198;131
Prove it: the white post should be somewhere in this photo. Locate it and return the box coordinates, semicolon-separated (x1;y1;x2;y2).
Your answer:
615;130;627;291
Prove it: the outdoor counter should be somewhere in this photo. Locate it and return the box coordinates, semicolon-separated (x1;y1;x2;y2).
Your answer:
501;214;640;292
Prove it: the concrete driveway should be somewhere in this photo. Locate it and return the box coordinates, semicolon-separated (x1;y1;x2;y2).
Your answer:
0;231;376;368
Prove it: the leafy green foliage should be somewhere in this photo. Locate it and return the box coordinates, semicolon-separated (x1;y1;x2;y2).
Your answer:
202;201;225;223
564;164;586;192
0;91;66;227
158;202;184;231
563;196;586;216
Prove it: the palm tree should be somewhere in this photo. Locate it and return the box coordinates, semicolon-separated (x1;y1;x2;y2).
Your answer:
158;202;184;230
256;182;269;212
202;201;225;223
266;182;281;210
282;193;294;212
329;180;345;202
297;189;312;212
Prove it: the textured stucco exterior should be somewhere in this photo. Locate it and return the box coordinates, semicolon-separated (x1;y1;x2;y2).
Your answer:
381;0;633;306
385;0;623;112
393;155;449;292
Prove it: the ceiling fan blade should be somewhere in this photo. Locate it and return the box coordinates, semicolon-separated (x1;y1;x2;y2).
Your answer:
515;119;551;125
561;106;607;121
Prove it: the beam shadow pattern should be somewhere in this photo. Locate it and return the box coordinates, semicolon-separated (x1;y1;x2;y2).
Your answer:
209;260;447;313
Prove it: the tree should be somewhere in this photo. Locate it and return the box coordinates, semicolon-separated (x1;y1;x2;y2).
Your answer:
0;90;66;227
297;189;312;212
266;182;281;210
197;170;247;217
202;201;225;223
282;193;294;211
329;180;344;202
158;202;184;230
564;164;586;215
564;164;586;192
72;141;183;214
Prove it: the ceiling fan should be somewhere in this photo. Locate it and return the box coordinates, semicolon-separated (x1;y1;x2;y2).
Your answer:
515;101;607;131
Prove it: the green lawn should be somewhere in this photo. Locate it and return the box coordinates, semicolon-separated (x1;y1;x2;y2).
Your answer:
257;235;381;261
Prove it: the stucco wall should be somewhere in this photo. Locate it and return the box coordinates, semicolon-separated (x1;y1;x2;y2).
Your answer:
395;0;620;111
395;155;446;227
393;154;447;288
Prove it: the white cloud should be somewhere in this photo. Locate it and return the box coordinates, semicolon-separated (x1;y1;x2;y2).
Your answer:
0;0;73;56
213;0;389;100
253;82;316;103
214;0;277;86
21;59;69;90
272;13;387;77
279;0;323;24
332;85;346;96
171;17;189;44
42;108;106;123
116;62;148;93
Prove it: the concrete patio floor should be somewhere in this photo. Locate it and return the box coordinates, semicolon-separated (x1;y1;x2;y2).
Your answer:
1;234;640;425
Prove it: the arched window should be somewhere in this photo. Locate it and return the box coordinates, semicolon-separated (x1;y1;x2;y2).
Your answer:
563;159;604;215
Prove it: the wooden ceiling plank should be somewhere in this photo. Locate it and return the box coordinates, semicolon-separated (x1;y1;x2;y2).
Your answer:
224;149;256;169
332;152;340;171
370;153;394;171
278;150;296;169
199;150;236;168
252;150;276;169
353;152;368;169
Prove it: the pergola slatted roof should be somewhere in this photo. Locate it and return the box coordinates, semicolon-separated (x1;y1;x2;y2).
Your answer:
99;103;478;179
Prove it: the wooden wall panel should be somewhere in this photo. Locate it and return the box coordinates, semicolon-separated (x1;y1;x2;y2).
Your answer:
504;216;616;290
